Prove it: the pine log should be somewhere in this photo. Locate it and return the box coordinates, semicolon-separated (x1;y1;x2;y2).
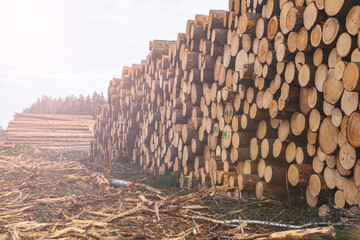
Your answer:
304;2;326;30
322;17;340;45
309;174;328;197
339;142;357;170
346;6;360;36
306;186;319;207
336;32;355;58
324;166;336;189
237;174;260;191
267;16;279;40
325;0;356;18
319;117;339;154
343;62;360;91
279;1;294;35
346;112;360;148
288;164;313;187
323;69;344;105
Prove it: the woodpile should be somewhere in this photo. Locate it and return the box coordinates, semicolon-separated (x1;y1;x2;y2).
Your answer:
5;113;95;152
91;0;360;210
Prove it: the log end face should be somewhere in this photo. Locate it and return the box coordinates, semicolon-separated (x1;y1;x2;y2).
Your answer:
255;181;264;199
257;159;266;178
288;164;299;187
264;165;272;183
286;142;296;163
260;138;269;159
285;7;297;32
346;6;360;36
336;33;352;58
354;160;360;188
306;186;318;207
298;64;310;87
309;174;321;197
334;190;346;208
322;17;339;45
273;138;282;158
278;120;290;142
324;0;344;17
297;27;309;52
339;143;356;170
237;175;244;191
324;167;336;189
267;16;278;40
310;24;322;48
250;138;259;161
343;62;360;92
347;112;360;148
304;2;318;30
319;117;339;154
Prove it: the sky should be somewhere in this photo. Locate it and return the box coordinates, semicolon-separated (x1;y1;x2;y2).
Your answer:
0;0;227;128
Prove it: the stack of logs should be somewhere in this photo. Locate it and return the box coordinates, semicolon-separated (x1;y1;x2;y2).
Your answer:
5;113;95;152
91;0;360;210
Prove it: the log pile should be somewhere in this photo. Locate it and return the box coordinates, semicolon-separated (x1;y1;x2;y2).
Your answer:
5;113;95;152
91;0;360;210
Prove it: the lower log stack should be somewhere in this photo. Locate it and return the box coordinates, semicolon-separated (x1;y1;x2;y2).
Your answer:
5;113;95;152
91;0;360;212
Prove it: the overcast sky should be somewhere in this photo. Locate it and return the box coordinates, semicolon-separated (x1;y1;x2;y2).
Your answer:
0;0;227;128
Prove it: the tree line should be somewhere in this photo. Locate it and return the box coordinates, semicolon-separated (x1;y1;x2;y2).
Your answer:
23;92;106;118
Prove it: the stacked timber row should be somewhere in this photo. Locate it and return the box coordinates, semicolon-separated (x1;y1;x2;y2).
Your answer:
5;113;95;152
91;0;360;210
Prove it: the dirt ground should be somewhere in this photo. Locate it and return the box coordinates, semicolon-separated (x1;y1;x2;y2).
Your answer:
0;145;358;239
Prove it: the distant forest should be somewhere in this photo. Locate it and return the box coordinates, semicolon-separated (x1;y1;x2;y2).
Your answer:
23;92;106;118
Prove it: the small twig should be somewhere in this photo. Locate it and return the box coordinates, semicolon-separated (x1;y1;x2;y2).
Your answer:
169;188;214;204
165;224;203;239
192;219;201;234
334;206;360;218
264;209;286;228
154;201;162;221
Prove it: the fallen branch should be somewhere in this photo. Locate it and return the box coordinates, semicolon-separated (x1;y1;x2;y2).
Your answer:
139;194;155;207
107;204;144;222
5;221;49;231
70;219;108;228
135;183;164;194
47;227;86;239
170;188;214;204
165;225;203;240
35;195;75;204
181;214;349;229
84;209;112;217
0;206;34;216
234;226;335;239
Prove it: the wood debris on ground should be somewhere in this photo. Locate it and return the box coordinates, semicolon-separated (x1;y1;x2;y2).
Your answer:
0;148;357;239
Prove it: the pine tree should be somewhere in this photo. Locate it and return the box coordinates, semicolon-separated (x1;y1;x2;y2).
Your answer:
23;92;106;117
